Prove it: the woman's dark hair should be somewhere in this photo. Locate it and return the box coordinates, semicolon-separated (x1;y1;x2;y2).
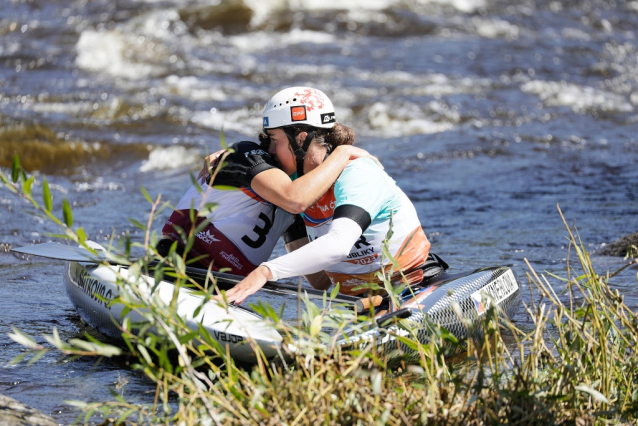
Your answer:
258;130;271;150
259;123;355;153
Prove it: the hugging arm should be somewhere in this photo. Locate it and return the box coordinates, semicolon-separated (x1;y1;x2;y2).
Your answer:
251;145;381;214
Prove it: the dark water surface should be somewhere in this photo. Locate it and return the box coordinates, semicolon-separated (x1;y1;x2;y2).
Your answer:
1;0;637;422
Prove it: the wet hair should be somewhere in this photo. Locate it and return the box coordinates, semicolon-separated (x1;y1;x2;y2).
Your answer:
259;123;355;153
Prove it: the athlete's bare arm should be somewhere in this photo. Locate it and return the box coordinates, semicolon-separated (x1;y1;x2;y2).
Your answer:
251;145;380;214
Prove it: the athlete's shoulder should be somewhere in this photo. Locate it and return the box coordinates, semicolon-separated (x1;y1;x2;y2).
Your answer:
339;157;391;185
219;141;273;165
334;157;397;218
228;141;268;158
342;157;385;174
211;141;276;188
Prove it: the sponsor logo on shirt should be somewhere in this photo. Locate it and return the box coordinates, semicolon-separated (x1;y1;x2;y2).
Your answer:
263;117;269;127
354;235;371;249
290;105;306;122
316;200;336;212
320;112;336;124
196;230;221;245
345;253;378;265
340;278;367;288
347;247;375;259
220;251;243;270
245;149;267;157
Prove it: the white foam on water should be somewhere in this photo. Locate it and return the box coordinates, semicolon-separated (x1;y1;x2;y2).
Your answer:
415;0;486;13
561;28;591;41
140;146;202;172
75;9;201;79
472;17;520;39
31;97;164;122
164;75;228;101
291;0;484;13
292;0;394;10
76;30;169;79
228;29;337;52
360;69;421;84
343;69;491;97
75;180;124;192
31;102;89;115
244;0;288;27
361;101;456;136
159;0;487;39
128;8;183;41
191;108;261;136
403;74;491;97
521;80;634;113
0;42;21;56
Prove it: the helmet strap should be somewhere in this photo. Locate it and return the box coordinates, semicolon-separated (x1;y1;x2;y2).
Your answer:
283;127;315;177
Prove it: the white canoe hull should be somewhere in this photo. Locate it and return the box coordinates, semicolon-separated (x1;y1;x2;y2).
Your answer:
15;242;521;363
63;261;520;364
63;261;283;363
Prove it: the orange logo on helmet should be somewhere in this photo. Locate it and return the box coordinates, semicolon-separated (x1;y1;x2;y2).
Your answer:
290;106;306;121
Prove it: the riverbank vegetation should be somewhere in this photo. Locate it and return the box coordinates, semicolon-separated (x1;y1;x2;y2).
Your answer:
3;156;638;425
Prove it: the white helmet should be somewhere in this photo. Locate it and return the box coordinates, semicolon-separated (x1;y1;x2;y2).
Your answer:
262;87;336;129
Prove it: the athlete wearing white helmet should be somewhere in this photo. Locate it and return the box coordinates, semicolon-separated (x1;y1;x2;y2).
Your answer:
158;87;377;282
262;86;337;130
260;87;340;178
223;88;448;304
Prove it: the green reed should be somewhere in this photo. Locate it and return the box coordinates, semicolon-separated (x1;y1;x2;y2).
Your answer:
3;154;638;425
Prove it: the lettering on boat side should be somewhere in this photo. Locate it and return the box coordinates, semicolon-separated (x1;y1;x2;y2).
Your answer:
471;269;518;315
77;270;113;310
213;331;244;344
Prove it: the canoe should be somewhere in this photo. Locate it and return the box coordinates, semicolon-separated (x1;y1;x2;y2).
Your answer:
335;266;520;359
64;260;284;363
14;242;520;363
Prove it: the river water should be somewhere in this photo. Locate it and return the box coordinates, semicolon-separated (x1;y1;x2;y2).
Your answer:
1;0;637;422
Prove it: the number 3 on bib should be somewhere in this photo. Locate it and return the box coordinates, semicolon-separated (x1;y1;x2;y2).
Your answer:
241;210;275;249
